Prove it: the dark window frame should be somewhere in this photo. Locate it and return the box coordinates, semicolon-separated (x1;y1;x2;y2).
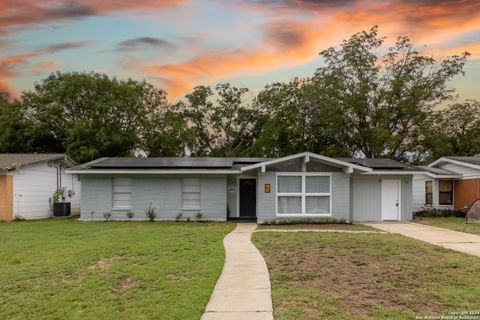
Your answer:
438;180;453;205
425;181;433;205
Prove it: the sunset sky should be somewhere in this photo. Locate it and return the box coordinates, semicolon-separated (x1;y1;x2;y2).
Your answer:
1;0;479;101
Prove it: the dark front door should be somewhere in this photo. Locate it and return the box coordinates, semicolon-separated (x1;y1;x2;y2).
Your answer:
239;179;256;217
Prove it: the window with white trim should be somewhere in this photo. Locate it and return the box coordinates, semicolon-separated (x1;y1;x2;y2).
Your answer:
182;178;201;209
277;174;331;215
112;178;131;208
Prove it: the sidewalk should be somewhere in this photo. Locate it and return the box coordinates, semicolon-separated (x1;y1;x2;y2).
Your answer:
201;223;274;320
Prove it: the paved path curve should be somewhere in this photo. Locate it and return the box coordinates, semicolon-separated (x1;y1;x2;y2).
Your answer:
364;222;480;257
201;223;273;320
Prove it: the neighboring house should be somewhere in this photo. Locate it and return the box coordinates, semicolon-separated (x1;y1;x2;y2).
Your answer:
413;156;480;211
0;154;81;221
67;152;421;223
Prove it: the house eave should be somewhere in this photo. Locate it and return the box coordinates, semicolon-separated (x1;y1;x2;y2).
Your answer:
65;169;242;175
429;157;480;171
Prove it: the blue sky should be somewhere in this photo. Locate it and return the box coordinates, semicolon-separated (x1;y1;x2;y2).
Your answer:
1;0;479;102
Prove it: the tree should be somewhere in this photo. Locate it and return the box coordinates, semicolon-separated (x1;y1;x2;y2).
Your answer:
142;108;194;156
419;100;480;162
251;78;348;157
311;26;469;160
0;92;30;153
21;72;169;163
178;83;264;156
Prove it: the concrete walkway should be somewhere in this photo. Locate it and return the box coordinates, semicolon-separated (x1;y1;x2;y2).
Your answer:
201;223;273;320
364;222;480;257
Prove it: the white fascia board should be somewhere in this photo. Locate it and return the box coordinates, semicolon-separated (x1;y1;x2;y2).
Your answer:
240;151;371;173
361;171;420;175
424;172;462;179
429;157;480;170
65;169;242;174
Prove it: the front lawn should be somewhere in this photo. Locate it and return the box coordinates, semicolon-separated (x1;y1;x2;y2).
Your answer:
414;216;480;236
0;218;234;320
253;231;480;320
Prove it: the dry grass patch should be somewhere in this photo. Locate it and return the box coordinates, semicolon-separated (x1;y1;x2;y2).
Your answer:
253;231;480;320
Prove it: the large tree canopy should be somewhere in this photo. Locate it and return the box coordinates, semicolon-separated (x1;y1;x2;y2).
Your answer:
20;72;169;163
419;100;480;163
311;26;469;160
177;83;264;157
0;27;472;164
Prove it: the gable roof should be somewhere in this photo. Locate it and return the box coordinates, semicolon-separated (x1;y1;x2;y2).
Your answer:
0;153;75;171
429;156;480;170
67;152;422;175
415;166;462;179
240;152;372;173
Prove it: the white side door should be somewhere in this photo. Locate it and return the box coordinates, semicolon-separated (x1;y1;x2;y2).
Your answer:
381;179;401;220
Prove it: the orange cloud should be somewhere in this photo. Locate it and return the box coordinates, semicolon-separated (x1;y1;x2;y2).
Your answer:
131;0;480;99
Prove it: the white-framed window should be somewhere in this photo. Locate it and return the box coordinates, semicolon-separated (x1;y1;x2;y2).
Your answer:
112;178;131;209
182;178;201;209
276;173;331;216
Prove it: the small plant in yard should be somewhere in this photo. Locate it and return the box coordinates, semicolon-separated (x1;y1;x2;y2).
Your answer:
145;203;156;222
13;215;26;222
196;212;203;221
126;210;134;220
187;217;191;222
103;211;112;221
175;212;183;222
52;189;63;204
90;210;95;221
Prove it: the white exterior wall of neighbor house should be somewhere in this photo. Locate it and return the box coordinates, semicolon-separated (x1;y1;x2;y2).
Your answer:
80;175;227;221
12;161;81;219
412;174;454;211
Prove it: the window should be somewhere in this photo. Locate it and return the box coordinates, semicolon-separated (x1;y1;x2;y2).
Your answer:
425;181;433;205
182;178;201;209
112;178;131;208
439;180;453;205
277;174;331;216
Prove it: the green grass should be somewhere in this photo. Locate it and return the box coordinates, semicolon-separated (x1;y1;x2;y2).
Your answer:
414;216;480;236
0;218;234;320
253;231;480;320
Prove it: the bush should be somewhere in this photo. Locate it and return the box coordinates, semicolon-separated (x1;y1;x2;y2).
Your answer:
126;210;134;220
261;217;348;225
13;215;26;222
175;212;183;222
414;207;466;218
145;203;156;222
103;211;112;221
196;212;203;221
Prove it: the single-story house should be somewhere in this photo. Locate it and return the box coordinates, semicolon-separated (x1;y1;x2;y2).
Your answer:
413;156;480;211
67;152;421;223
0;154;81;221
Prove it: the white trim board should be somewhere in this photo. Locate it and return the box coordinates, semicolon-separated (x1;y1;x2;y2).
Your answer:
240;152;372;173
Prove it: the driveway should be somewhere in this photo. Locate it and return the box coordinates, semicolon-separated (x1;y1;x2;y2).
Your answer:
364;222;480;257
